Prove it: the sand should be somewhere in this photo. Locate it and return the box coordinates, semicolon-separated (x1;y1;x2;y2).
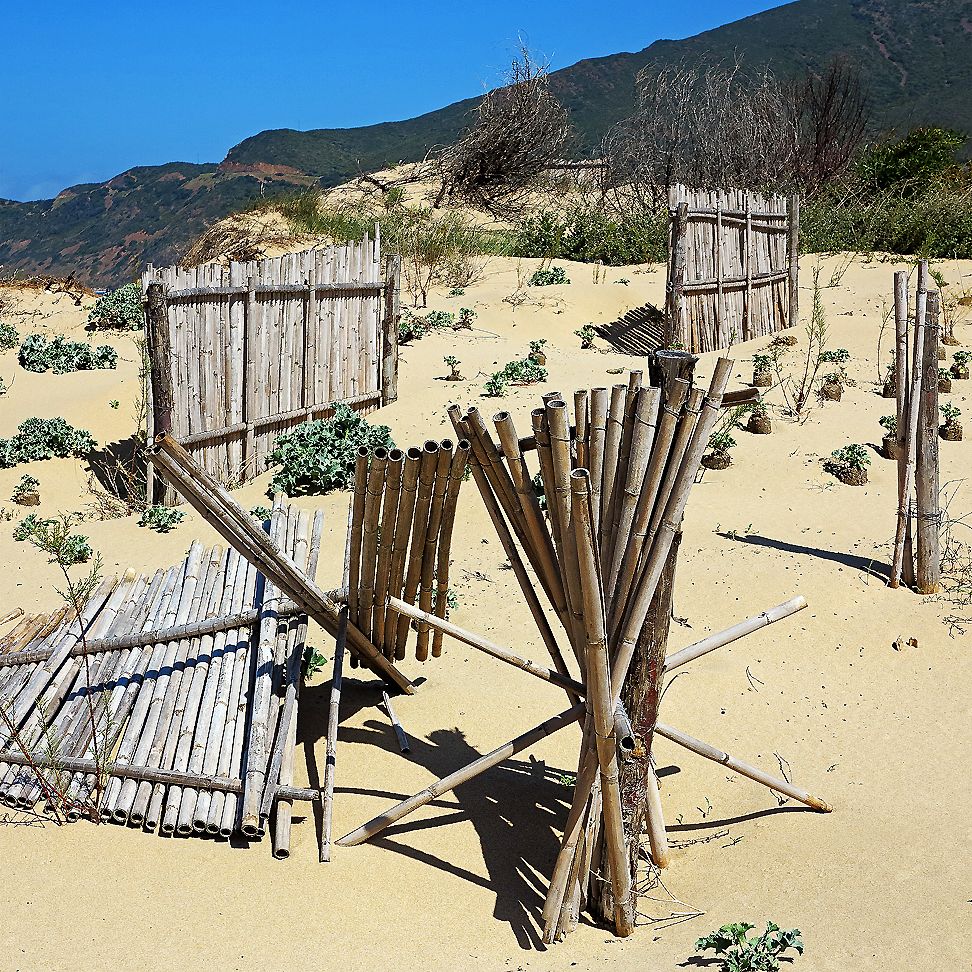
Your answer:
1;252;971;971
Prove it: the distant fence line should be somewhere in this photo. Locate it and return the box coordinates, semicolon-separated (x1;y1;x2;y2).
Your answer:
143;234;400;504
666;185;799;354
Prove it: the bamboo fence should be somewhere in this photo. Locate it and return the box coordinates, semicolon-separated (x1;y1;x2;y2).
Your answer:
0;507;323;855
335;353;830;943
889;262;941;593
666;185;799;353
143;235;401;503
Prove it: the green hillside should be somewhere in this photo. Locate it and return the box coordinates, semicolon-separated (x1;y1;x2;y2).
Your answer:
1;0;969;287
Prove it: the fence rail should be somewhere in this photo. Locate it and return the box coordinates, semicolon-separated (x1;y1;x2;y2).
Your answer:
143;235;400;504
665;185;799;354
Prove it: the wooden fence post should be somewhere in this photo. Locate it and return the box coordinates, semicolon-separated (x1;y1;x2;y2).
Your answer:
144;280;174;505
915;290;941;594
244;275;258;472
304;266;318;410
743;196;752;341
787;194;800;329
381;255;401;405
665;202;688;350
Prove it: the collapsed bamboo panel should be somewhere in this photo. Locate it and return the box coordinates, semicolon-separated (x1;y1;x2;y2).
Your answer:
0;507;322;853
143;236;398;502
345;439;470;661
666;185;797;353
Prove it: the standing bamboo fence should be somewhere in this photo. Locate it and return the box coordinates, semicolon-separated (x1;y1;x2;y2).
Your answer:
143;235;401;504
666;185;799;353
890;262;941;593
0;507;324;856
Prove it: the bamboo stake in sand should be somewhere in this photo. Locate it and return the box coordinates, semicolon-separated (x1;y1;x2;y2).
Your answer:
321;606;348;862
570;469;634;937
381;686;410;753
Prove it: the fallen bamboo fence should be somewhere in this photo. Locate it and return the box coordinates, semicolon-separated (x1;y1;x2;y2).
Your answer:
890;261;941;593
143;235;401;503
666;185;799;353
0;507;322;855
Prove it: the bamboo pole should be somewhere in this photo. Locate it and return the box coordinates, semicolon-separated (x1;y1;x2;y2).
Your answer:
786;194;800;329
381;686;410;753
573;389;589;470
150;435;414;693
431;441;469;658
416;442;453;661
598;384;627;546
654;722;832;811
602;372;642;572
337;704;585;847
915;290;941;594
587;388;609;532
571;469;634;937
320;606;348;862
891;270;910;589
358;449;389;641
373;448;405;651
385;447;422;657
347;448;369;626
664;596;808;672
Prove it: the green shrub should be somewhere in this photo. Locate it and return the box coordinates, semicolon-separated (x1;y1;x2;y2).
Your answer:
399;308;454;344
13;514;93;564
266;403;395;496
824;443;870;475
0;322;19;350
879;414;897;436
87;283;142;331
528;266;570;287
457;307;477;329
484;372;508;397
0;417;96;469
138;505;186;533
250;505;273;521
19;334;117;374
858;127;966;195
708;429;737;454
424;310;455;329
818;348;850;365
483;355;547;396
941;402;962;425
695;921;803;972
575;324;596;348
10;474;39;503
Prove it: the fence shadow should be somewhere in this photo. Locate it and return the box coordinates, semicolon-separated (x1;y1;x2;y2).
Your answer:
595;303;667;355
717;531;888;581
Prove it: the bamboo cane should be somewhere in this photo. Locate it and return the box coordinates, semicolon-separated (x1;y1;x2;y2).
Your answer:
347;448;369;624
598;384;628;547
320;605;348;862
357;449;389;640
587;388;609;533
372;449;405;651
602;372;642;571
431;441;470;658
381;685;410;753
384;446;422;657
571;469;634;937
573;389;589;470
416;442;454;661
337;704;585;846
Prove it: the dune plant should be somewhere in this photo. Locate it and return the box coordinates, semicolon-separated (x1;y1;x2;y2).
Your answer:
879;414;902;459
939;367;953;393
138;505;186;533
529;338;548;364
87;283;142;331
752;352;773;387
575;324;597;349
820;370;845;400
0;321;19;350
824;443;870;485
10;474;40;506
951;349;971;380
456;307;477;329
249;505;273;522
484;372;508;397
443;355;463;381
746;400;772;435
940;402;963;441
702;428;736;470
19;334;117;374
528;266;570;287
0;417;96;469
694;921;803;972
770;271;830;416
266;403;394;496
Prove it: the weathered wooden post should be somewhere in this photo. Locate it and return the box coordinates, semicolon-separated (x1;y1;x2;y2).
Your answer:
665;202;688;350
915;290;941;594
144;279;174;505
381;254;401;405
787;194;800;329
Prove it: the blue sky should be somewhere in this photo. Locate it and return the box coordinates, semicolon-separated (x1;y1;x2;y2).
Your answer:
1;1;787;202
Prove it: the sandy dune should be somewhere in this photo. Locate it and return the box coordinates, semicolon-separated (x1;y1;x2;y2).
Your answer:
1;252;970;971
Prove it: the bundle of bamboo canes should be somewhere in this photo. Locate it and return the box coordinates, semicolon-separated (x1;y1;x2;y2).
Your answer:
345;438;469;664
889;261;941;593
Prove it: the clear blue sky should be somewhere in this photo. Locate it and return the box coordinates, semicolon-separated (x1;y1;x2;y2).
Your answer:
1;1;787;202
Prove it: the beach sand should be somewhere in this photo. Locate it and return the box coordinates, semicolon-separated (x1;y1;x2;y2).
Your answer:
0;252;970;971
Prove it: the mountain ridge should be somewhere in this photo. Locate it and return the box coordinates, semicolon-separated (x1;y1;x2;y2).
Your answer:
1;0;969;287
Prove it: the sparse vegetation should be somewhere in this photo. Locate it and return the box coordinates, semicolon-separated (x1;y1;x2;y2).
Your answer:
18;333;117;374
940;402;963;441
0;321;19;350
456;307;477;329
824;443;870;485
702;428;737;469
575;324;596;349
87;283;142;331
10;474;40;505
13;513;93;564
770;272;830;416
266;403;394;496
951;349;971;379
0;417;96;469
694;921;804;972
528;266;570;287
138;505;186;532
529;338;548;364
444;355;463;380
483;355;548;396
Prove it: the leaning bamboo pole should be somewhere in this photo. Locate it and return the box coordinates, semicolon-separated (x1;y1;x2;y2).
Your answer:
357;449;389;641
571;469;634;937
431;442;470;658
384;446;421;657
416;442;454;661
372;449;405;651
150;434;413;693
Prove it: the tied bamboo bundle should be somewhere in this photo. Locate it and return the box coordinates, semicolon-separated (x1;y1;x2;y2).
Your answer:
342;438;469;662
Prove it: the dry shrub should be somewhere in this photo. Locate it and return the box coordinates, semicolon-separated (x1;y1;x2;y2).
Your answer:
182;213;296;268
436;47;571;215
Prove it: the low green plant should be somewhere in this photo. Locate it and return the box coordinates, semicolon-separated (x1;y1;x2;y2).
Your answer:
138;505;185;533
303;647;328;680
941;402;962;425
616;277;630;285
0;322;19;350
249;505;273;521
824;444;870;475
879;414;898;436
575;324;596;349
484;372;508;397
10;474;39;503
954;350;971;364
19;334;117;374
694;921;804;972
266;403;395;496
456;307;477;329
448;287;465;297
0;417;96;469
528;266;570;287
818;348;850;365
399;308;455;344
822;371;845;387
444;355;462;379
501;358;547;385
708;429;737;455
939;367;952;382
424;310;455;330
752;352;773;375
528;338;548;357
109;400;119;409
13;514;93;564
87;283;142;331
